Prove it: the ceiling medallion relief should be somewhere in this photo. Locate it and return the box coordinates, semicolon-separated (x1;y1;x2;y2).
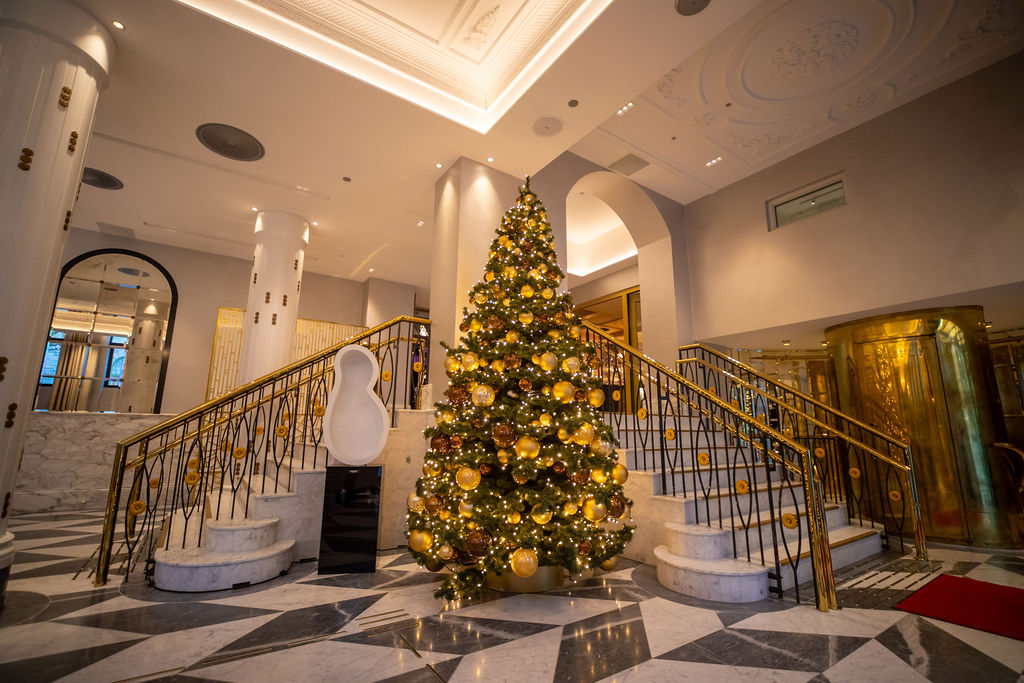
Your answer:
910;0;1024;79
769;20;860;81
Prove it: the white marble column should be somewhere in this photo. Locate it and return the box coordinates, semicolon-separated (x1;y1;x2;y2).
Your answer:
0;0;115;605
236;210;309;385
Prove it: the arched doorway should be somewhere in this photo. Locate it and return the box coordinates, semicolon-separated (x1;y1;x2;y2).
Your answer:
35;249;177;413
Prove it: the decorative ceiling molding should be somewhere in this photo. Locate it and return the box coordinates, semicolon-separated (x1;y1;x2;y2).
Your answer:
172;0;614;132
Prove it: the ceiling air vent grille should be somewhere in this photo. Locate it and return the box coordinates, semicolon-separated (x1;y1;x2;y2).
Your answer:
196;123;265;162
82;167;124;190
608;153;649;176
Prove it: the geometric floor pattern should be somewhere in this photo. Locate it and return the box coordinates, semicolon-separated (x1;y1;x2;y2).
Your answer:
2;510;1023;682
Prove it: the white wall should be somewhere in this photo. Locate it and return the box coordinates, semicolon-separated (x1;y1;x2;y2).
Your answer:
684;51;1024;342
62;230;366;412
362;277;416;327
570;264;640;305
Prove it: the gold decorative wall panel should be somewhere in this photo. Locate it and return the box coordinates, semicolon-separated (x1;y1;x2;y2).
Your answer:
205;307;365;400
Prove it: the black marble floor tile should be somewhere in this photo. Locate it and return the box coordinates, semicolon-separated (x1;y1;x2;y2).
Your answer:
149;674;231;683
30;534;102;549
382;552;416;568
547;577;655;603
206;593;384;657
379;656;462;683
554;603;650;683
987;555;1024;576
659;627;868;672
0;591;50;627
57;601;279;635
23;588;122;624
945;560;983;575
13;551;69;564
10;527;94;540
876;615;1020;683
343;613;556;655
306;568;443;591
0;637;146;682
10;557;91;580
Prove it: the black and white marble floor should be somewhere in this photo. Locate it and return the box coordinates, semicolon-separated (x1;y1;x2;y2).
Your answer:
1;510;1023;682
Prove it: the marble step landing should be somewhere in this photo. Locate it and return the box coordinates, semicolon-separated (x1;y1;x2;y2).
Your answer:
153;538;295;592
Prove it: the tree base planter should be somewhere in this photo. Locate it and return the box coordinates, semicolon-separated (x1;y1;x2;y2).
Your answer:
486;565;564;593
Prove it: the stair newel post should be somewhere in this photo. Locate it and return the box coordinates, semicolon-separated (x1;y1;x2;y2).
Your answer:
799;442;837;611
761;432;784;599
903;445;929;561
95;442;130;586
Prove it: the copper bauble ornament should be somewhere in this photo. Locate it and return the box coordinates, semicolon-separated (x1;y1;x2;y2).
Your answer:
512;471;531;484
430;434;450;453
574;389;586;402
577;539;592;555
409;530;433;552
504;353;521;368
515;436;541;460
438;543;454;560
456;466;482;490
448;385;470;406
488;314;503;329
586;388;606;408
471;384;495;406
530;505;552;525
583;498;607;522
466;529;492;556
479;463;494;476
492;422;516;447
540;352;558;372
552;381;575;403
607;495;626;518
459;322;469;332
510;547;539;578
450;435;464;449
600;557;618;571
611;463;629;484
424;558;445;572
552;461;566;475
407;492;425;513
425;495;444;515
570;469;590;485
519;378;533;392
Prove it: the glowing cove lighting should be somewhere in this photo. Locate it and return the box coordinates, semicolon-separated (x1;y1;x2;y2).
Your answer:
174;0;616;133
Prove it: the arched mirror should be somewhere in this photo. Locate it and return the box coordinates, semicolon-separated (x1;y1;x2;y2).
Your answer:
35;250;177;413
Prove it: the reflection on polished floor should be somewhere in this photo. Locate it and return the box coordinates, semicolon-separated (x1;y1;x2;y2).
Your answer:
1;510;1023;682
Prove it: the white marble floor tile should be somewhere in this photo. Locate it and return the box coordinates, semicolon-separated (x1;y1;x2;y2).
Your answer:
730;605;905;638
638;597;723;657
822;640;930;683
449;593;632;626
205;582;382;611
6;573;108;597
348;581;446;626
0;622;147;663
55;613;281;683
22;542;104;558
964;563;1024;589
9;558;78;574
598;567;636;582
189;639;456;682
924;616;1024;672
59;595;161;619
597;658;817;682
12;535;91;551
449;623;562;683
923;548;993;563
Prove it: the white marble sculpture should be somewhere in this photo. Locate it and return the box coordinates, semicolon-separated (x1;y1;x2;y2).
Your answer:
323;344;389;465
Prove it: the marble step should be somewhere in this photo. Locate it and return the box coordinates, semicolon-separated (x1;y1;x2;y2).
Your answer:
205;517;279;553
651;463;783;495
153;539;295;592
678;480;804;523
778;524;882;591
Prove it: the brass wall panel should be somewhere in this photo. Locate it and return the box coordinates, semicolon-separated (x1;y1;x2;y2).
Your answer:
826;306;1021;547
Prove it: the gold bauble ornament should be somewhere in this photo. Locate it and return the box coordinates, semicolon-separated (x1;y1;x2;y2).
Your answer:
568;325;581;338
530;505;553;525
470;319;483;332
590;440;612;457
436;409;455;424
497;449;512;464
573;422;595;445
515;435;541;460
531;354;541;365
521;284;535;298
407;492;425;513
461;353;480;372
506;331;520;342
423;460;442;477
459;500;474;517
466;520;478;530
539;413;553;426
557;427;571;442
507;511;521;524
590;469;608;484
485;271;495;282
474;292;486;304
503;266;517;279
539;263;548;273
561;357;581;373
540;352;558;372
583;498;607;522
552;381;575;403
586;388;606;408
541;288;554;300
438;544;454;560
528;268;542;279
547;329;561;340
456;466;482;490
438;509;451;520
541;385;551;395
611;463;629;484
444;356;461;374
471;384;495;406
600;557;618;571
490;359;505;373
503;298;512;306
563;502;578;515
409;530;433;552
510;547;539;578
519;311;534;325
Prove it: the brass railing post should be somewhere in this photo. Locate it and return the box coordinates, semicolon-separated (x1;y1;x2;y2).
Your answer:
800;446;838;611
95;442;131;586
904;446;929;561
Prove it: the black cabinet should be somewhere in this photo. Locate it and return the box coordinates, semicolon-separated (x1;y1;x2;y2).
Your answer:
318;465;382;574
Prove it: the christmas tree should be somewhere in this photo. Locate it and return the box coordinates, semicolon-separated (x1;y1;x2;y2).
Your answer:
406;178;634;600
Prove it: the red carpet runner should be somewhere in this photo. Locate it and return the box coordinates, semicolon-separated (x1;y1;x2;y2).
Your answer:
896;574;1024;641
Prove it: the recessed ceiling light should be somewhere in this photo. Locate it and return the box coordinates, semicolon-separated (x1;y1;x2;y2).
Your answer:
435;162;443;169
111;20;125;30
705;156;723;167
251;206;258;212
820;340;828;347
487;156;494;163
311;221;319;226
616;101;634;116
296;185;310;192
781;339;791;347
416;220;425;227
368;267;375;273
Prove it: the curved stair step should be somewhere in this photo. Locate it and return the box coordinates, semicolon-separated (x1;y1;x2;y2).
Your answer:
154;539;295;592
205;517;278;553
654;545;770;603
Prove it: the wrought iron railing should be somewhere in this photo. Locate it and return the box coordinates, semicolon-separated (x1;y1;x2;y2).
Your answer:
94;316;430;586
678;344;927;560
579;323;837;610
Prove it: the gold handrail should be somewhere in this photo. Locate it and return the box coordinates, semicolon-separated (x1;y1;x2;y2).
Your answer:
582;322;837;610
679;343;911;453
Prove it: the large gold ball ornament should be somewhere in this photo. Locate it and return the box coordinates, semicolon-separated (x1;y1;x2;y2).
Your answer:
490;359;505;373
507;511;521;524
485;271;495;282
407;492;425;513
557;427;571;443
561;357;581;373
530;505;553;525
553;381;575;403
541;288;554;300
461;353;480;372
521;284;535;298
563;502;578;515
591;440;612;457
459;501;474;517
474;291;486;304
503;266;517;279
515;435;541;459
591;469;608;484
599;557;618;571
469;319;483;333
423;460;442;476
444;356;461;374
568;325;580;338
510;547;539;578
573;422;596;445
471;384;495;406
611;463;629;484
583;498;607;522
519;311;534;325
438;544;454;560
409;530;433;552
528;268;542;279
505;331;520;343
456;466;482;490
587;388;606;408
539;413;553;426
540;352;558;372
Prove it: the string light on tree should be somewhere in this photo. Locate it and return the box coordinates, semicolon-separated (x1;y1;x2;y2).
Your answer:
405;178;634;600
